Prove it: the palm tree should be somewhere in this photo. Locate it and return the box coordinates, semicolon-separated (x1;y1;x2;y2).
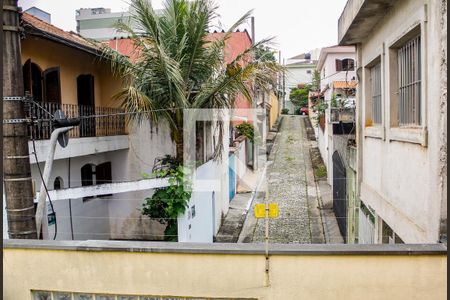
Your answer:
102;0;283;163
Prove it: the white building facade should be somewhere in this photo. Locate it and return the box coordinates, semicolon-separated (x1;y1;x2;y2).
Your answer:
338;0;447;243
283;53;317;114
315;46;356;185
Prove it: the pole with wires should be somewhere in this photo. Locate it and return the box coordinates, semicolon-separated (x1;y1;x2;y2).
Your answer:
3;0;37;239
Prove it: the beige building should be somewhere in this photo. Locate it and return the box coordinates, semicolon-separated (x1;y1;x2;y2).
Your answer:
338;0;447;243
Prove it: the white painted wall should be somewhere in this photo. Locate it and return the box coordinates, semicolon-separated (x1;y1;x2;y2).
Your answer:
353;0;446;243
3;118;175;241
178;118;231;243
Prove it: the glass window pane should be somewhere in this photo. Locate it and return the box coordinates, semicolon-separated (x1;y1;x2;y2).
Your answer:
54;293;72;300
74;294;94;300
33;291;52;300
96;295;115;300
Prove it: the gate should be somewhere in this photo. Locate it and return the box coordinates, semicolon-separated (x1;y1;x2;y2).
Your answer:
229;154;236;201
332;151;347;242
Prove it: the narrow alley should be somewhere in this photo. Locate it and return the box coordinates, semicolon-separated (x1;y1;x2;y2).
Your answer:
239;115;342;244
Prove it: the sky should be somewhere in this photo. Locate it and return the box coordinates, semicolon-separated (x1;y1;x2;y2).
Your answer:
19;0;348;60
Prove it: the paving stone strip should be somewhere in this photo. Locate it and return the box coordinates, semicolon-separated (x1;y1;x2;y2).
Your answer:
252;116;313;244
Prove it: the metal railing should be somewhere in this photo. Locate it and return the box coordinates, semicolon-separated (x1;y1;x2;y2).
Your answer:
398;34;421;126
27;102;126;140
370;63;382;124
329;108;355;123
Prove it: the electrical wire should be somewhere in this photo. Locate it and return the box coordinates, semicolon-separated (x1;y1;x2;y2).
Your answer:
31;132;58;240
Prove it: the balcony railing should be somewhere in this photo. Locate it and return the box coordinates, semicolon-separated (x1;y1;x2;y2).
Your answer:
27;102;126;140
329;108;355;124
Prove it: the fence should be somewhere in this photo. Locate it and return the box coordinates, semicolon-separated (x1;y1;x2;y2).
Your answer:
27;102;126;140
3;240;447;300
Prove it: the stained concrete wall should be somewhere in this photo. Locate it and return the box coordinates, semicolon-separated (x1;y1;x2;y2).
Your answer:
3;241;447;300
344;0;447;243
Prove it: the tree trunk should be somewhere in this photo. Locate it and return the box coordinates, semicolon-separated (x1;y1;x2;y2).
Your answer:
3;0;38;239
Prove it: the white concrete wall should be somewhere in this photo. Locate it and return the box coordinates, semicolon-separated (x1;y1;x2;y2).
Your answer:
356;0;446;243
107;120;175;240
178;118;230;243
2;119;176;241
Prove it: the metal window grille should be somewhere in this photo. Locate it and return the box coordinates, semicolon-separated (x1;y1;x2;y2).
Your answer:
398;35;421;126
370;63;382;124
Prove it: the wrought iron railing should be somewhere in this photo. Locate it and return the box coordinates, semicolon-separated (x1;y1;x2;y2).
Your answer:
27;102;126;140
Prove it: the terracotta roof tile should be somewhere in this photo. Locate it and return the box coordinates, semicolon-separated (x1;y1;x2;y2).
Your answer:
333;80;358;89
21;12;99;52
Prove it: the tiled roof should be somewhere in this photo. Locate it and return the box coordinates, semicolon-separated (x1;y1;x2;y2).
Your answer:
21;12;100;53
333;80;358;89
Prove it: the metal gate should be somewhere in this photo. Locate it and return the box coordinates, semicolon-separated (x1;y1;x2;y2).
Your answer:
332;151;347;242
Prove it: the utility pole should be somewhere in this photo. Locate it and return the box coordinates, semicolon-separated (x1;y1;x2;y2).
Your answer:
282;58;286;110
3;0;37;239
250;16;255;46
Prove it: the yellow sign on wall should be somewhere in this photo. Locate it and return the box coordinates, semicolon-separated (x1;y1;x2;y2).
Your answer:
254;203;279;219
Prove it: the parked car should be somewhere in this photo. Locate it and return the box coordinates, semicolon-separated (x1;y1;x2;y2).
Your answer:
300;107;309;115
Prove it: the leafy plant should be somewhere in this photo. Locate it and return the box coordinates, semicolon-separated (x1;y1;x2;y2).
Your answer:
235;122;255;142
281;108;289;114
330;93;348;108
142;157;192;241
255;46;277;62
101;0;284;162
314;165;327;179
311;69;321;92
313;99;328;126
289;87;309;108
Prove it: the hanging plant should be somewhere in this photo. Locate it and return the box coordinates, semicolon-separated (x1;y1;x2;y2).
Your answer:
235;122;255;142
141;157;192;241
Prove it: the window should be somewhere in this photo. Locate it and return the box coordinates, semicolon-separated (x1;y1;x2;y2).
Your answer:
54;177;63;190
43;67;62;103
397;34;421;126
370;62;382;124
342;59;355;71
336;59;355;72
81;162;112;200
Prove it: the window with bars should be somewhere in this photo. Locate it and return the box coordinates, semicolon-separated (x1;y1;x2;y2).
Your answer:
370;63;382;125
397;34;421;126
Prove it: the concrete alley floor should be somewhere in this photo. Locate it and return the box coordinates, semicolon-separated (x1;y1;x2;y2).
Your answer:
240;115;343;244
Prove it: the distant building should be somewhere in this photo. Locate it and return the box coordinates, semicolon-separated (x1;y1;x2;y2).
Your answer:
339;0;447;244
75;1;158;40
284;52;318;114
24;6;51;23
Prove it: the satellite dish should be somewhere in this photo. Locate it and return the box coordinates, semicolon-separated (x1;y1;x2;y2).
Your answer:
54;110;70;148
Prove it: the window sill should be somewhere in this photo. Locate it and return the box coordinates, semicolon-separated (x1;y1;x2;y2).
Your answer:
388;127;427;146
364;126;384;140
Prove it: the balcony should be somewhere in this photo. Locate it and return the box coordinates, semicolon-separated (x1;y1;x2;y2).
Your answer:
338;0;399;45
27;101;126;140
329;107;355;124
27;102;129;162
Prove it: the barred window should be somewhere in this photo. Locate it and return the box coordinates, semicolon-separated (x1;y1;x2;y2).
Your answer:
370;63;382;124
398;35;421;126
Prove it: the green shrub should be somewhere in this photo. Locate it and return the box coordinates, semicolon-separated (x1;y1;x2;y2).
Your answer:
281;108;289;115
142;157;192;241
236;122;255;142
